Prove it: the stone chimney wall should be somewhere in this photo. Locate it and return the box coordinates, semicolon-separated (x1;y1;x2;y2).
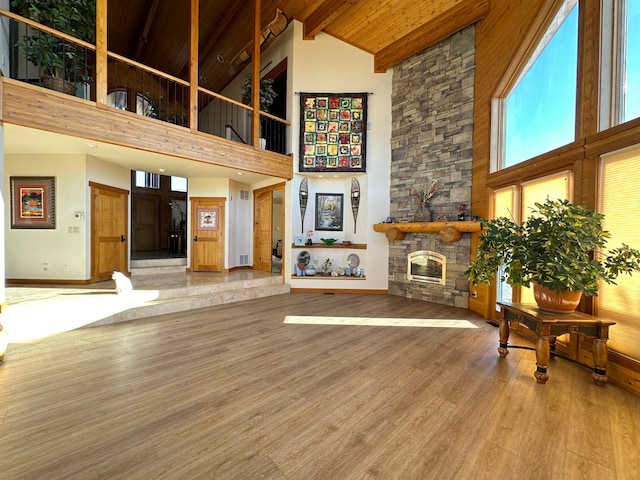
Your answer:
388;26;475;308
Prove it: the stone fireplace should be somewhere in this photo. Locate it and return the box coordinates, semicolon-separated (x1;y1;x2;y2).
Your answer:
388;26;475;308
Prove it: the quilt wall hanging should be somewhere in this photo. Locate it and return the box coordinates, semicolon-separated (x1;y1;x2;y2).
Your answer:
299;93;368;173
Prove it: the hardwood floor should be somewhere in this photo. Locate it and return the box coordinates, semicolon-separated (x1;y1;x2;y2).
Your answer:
1;293;639;479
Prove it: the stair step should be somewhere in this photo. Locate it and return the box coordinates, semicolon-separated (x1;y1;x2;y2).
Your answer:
90;281;290;327
131;265;187;276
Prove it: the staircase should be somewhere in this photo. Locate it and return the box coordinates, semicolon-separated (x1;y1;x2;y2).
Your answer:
91;258;290;327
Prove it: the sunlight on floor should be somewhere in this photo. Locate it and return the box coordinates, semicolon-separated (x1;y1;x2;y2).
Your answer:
283;315;479;328
2;289;160;342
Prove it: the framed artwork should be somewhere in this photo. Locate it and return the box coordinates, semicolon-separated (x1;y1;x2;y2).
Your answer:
315;193;344;231
197;208;219;230
299;93;367;172
10;176;56;229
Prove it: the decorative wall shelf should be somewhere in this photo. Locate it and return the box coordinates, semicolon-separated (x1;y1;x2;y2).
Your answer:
291;243;367;249
373;221;481;242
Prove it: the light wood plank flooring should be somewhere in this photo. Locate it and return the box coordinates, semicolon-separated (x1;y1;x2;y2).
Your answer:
1;293;639;479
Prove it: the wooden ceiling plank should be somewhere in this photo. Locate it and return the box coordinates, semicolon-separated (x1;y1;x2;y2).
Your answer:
303;0;359;40
374;0;489;72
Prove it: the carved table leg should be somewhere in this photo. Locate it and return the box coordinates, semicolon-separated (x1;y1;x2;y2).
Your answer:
549;336;557;358
498;317;510;357
534;337;550;384
592;338;609;386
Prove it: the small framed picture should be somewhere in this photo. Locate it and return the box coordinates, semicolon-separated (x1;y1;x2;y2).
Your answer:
293;235;305;246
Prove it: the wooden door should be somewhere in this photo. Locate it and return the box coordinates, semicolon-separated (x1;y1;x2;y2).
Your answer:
132;195;159;251
90;182;129;282
191;197;225;271
253;189;272;272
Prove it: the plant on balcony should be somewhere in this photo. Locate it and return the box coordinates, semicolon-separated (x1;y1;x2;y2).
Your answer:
12;0;96;89
241;75;277;113
465;198;640;313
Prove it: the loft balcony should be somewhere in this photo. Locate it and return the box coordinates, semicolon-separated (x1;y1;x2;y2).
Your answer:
0;8;293;181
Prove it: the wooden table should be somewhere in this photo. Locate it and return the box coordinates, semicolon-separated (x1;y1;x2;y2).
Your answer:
497;302;616;386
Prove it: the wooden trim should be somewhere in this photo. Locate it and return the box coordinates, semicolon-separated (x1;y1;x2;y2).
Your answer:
88;181;129;195
290;288;387;295
303;0;352;40
6;278;92;286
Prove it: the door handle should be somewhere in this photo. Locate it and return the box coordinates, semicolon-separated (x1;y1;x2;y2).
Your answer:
120;235;126;243
194;235;198;242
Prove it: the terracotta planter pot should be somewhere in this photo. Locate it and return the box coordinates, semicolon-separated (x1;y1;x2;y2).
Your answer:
533;282;582;314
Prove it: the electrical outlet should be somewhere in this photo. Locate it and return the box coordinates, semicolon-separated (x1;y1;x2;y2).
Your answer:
43;262;48;271
68;226;73;233
64;265;69;272
73;226;80;233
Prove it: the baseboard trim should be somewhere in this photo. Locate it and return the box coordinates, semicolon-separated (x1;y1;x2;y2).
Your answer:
6;278;91;286
290;288;388;295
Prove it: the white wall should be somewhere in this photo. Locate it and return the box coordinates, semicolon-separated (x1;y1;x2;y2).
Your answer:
286;21;392;290
4;154;130;281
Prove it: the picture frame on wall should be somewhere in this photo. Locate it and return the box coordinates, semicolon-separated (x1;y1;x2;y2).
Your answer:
315;193;344;231
299;93;367;173
10;176;56;229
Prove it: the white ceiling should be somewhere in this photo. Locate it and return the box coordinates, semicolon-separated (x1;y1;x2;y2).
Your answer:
4;124;276;185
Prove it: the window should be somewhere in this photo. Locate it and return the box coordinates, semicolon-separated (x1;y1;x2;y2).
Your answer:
601;0;640;128
492;172;572;305
493;0;578;171
107;90;153;116
171;176;187;192
135;170;160;189
598;146;640;358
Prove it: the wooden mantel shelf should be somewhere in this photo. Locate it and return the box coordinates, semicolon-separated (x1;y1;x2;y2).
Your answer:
373;221;481;242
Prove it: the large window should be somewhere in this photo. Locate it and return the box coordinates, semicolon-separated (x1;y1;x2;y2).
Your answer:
493;172;572;305
601;0;640;128
598;147;640;358
494;0;578;171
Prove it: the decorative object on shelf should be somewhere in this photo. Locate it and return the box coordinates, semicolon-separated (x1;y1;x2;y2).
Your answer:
457;203;468;221
10;176;56;229
299;177;308;233
299;93;368;172
411;179;441;222
321;258;332;275
304;264;317;276
347;253;360;268
320;238;337;246
294;235;305;246
354;268;364;277
466;198;640;314
315;193;344;231
296;250;311;276
334;267;345;276
350;177;360;233
306;230;314;245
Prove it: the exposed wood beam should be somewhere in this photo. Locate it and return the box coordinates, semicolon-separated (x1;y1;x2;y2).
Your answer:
303;0;359;40
374;0;489;73
189;0;199;132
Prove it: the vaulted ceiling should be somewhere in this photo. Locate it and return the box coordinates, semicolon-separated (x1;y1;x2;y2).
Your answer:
107;0;489;94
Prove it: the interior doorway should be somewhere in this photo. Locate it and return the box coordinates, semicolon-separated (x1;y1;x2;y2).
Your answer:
253;183;285;273
130;171;187;260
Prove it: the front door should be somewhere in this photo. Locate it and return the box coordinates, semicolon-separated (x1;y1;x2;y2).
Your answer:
90;182;129;282
191;197;225;271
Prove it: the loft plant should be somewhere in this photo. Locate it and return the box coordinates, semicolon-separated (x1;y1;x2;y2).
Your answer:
12;0;96;88
466;198;640;313
241;75;277;113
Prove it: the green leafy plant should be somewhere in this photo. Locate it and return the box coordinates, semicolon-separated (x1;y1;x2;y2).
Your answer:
466;198;640;296
12;0;96;85
241;75;277;113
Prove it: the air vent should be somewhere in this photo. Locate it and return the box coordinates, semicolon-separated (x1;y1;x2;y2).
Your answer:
240;190;249;201
239;254;249;265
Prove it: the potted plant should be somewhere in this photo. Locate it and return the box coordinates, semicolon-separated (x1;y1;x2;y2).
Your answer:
12;0;96;92
241;75;277;113
466;198;640;313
